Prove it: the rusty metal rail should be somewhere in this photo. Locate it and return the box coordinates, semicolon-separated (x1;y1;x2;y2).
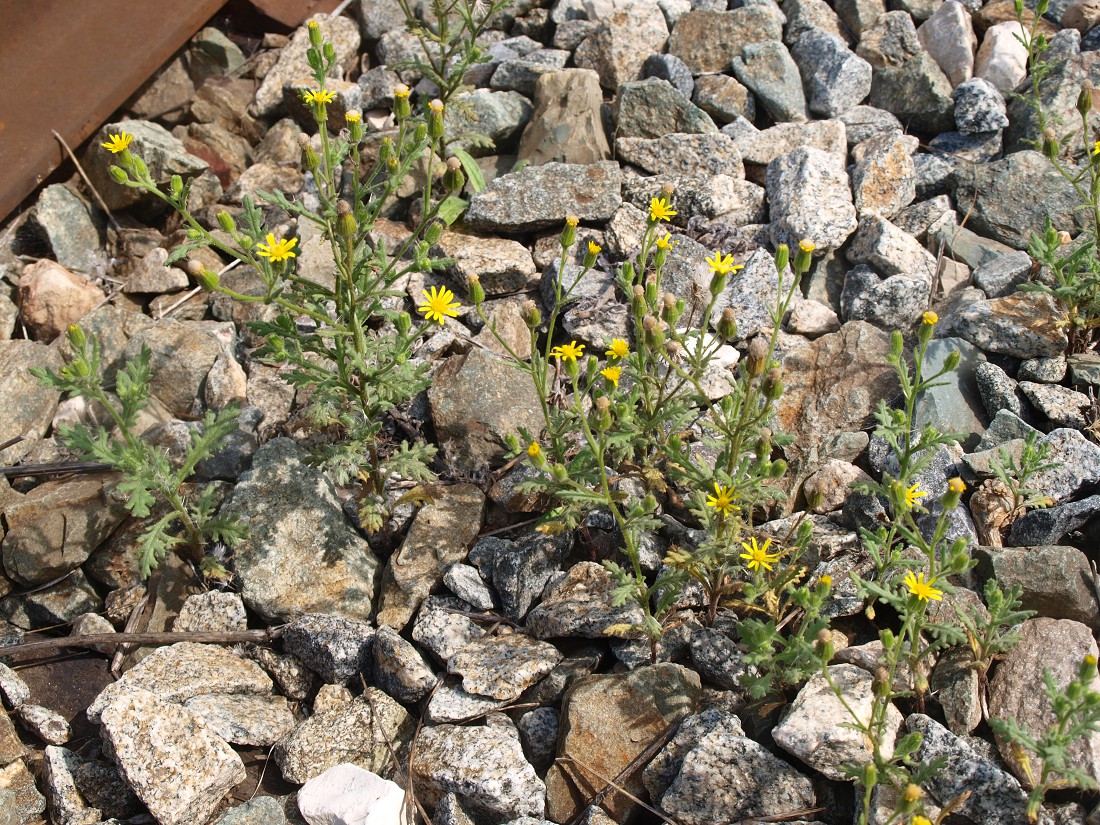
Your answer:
0;0;336;224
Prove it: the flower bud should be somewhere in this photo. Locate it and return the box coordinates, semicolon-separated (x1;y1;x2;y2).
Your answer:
109;165;130;185
322;42;336;64
393;83;411;120
943;350;960;372
169;174;184;198
442;156;465;191
423;220;443;246
560;215;578;249
428;98;445;140
774;243;789;273
645;275;659;307
298;133;320;173
413;122;428;143
764;367;784;400
660;181;675;197
345;109;363;142
67;324;86;350
709;271;727;297
307;18;323;48
551;463;569;482
631;284;646;317
1079;82;1094;117
1082;655;1098;681
195;265;221;292
660;292;678;324
642;314;664;348
583;240;601;269
863;762;877;788
717;307;738;341
216;210;236;233
521;299;541;328
394;311;412;336
187;228;202;240
795;239;815;273
467;274;485;305
1043;127;1059;159
594;395;612;430
337;200;357;237
768;458;787;478
745;336;768;378
664;340;683;362
1058;230;1073;244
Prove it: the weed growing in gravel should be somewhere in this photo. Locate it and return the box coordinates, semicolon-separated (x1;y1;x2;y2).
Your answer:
1014;0;1100;352
476;196;813;658
32;325;247;577
991;654;1100;822
102;9;503;531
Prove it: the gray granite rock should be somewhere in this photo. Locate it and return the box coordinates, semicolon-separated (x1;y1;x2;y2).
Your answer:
275;688;413;784
988;618;1100;790
0;663;30;711
851;131;918;219
732;40;808;123
615;132;744;179
444;564;495;610
99;689;245;825
791;28;872;118
517;69;611;165
517;707;558;772
221;439;381;622
251;14;358;116
867;44;956;132
1020;381;1091;429
908;712;1035;824
371;625;438;703
974;545;1098;628
838;104;903;147
930;647;983;735
709;247;780;341
435;230;537;297
667;7;784;74
414;718;546;821
914;337;988;448
14;703;69;745
182;693;297;747
954;77;1009;133
26;184;103;273
732;118;847;169
689;627;757;693
490;49;571;96
1019;356;1067;383
1006;495;1100;547
772;664;903;781
613;79;717;139
972;250;1033;298
526;561;643;638
953;292;1068;358
427;682;511;723
448;634;562;701
643;709;742;802
42;745;105;825
1005;51;1100;162
658;717;816;824
473;532;571;622
643;53;694;98
466;161;622;232
783;0;851;46
917;0;977;87
445;90;533;157
767;147;858;253
412;595;487;665
693;74;756;124
573;2;669;91
281;614;374;684
87;642;272;722
376;483;486;631
213;796;288;825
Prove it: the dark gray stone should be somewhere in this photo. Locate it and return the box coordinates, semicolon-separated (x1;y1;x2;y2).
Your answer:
481;532;571;622
974;544;1099;628
791;28;872;118
972;251;1034;298
1007;496;1100;547
975;360;1024;419
954;77;1009;133
1005;51;1100;162
490;49;570;96
927;129;1002;162
614;78;718;139
838;104;903;147
732;40;808;123
281;614;374;685
643;53;694;98
465;161;622;232
1020;381;1091;428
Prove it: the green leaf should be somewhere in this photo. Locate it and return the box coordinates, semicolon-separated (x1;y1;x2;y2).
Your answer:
451;147;486;193
436;195;469;225
116;477;157;519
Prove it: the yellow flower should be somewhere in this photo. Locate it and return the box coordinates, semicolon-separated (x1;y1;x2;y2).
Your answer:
255;233;299;262
799;239;816;253
346;111;361;123
740;536;781;572
550;340;585;361
903;570;943;602
706;250;742;276
587;240;602;256
1093;140;1100;156
911;817;932;825
418;285;461;325
655;233;677;250
706;483;738;517
303;88;336;105
565;215;579;227
393;84;411;98
527;442;542;460
649;197;677;223
428;98;444;112
922;311;938;326
601;366;621;386
947;477;966;495
101;132;133;153
903;482;927;510
819;574;832;588
605;339;629;359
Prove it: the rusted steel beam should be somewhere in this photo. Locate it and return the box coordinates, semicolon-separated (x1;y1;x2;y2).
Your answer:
0;0;227;223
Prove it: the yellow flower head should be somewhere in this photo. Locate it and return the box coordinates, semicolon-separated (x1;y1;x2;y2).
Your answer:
1093;140;1100;157
912;816;932;825
308;19;320;29
256;233;299;262
346;110;361;123
601;366;621;386
922;311;938;326
655;233;677;250
606;339;629;359
740;536;780;572
428;98;444;113
565;215;579;228
649;197;677;223
101;132;133;154
799;239;816;253
903;482;927;510
550;340;585;361
903;570;943;602
819;574;832;588
527;442;542;460
393;84;411;99
587;240;602;256
947;477;966;495
418;285;461;325
303;88;336;105
706;250;741;276
706;482;738;517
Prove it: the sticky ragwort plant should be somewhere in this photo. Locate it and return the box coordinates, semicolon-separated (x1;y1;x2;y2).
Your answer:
101;9;505;533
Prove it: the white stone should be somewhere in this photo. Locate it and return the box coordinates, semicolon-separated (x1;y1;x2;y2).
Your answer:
298;763;410;825
772;664;903;781
975;21;1029;92
787;299;840;337
917;0;976;87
